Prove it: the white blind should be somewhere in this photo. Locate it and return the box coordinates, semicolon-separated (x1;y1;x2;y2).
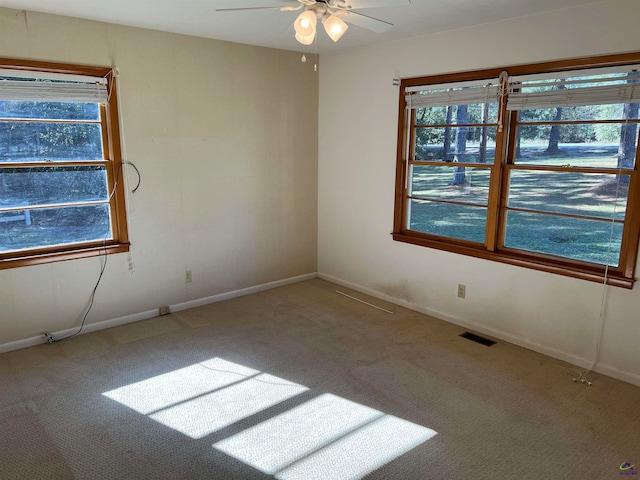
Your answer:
0;70;108;103
406;79;500;109
507;69;640;111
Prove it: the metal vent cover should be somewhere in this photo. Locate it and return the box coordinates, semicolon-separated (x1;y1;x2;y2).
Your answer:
459;331;497;347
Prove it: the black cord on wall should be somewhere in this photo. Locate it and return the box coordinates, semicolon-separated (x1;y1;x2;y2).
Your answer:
44;161;141;344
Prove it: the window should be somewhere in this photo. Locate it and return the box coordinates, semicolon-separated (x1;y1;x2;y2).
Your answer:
0;60;128;269
0;60;129;268
394;53;640;288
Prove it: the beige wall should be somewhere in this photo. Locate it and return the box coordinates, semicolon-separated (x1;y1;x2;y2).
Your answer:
318;0;640;385
0;8;318;345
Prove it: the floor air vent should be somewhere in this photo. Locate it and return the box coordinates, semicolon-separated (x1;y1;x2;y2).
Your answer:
459;331;497;347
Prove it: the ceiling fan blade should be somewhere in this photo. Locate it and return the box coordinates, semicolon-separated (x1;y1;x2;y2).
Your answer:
216;0;305;12
345;0;410;9
216;6;285;12
343;11;393;33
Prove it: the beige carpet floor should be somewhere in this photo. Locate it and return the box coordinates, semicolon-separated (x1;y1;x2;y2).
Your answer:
1;278;639;479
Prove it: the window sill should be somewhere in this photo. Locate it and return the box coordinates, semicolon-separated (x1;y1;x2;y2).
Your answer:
0;243;130;270
392;232;635;289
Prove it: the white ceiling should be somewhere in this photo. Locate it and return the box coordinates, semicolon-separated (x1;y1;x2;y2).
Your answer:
0;0;604;53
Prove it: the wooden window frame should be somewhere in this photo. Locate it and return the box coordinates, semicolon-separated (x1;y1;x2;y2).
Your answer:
0;58;129;269
393;52;640;288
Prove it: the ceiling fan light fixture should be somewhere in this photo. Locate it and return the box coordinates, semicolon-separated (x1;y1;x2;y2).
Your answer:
322;13;348;42
295;31;316;45
294;10;317;37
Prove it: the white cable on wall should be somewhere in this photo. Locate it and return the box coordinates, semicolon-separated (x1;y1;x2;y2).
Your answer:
575;97;632;386
109;66;137;272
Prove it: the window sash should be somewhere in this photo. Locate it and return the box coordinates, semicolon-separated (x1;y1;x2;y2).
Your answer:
394;54;640;288
0;60;128;269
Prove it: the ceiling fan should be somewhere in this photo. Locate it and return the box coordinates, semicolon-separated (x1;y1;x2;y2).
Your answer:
216;0;410;45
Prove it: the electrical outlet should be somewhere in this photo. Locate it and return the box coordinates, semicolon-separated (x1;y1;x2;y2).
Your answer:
159;306;171;316
185;270;192;283
457;284;466;299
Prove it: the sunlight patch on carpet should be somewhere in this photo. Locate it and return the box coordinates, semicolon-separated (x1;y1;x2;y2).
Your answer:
213;393;384;474
102;357;437;479
102;358;260;414
275;415;436;480
149;373;307;439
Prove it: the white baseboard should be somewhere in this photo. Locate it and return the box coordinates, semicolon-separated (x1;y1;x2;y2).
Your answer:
170;272;317;313
0;308;159;354
318;273;640;387
0;336;47;354
0;272;318;355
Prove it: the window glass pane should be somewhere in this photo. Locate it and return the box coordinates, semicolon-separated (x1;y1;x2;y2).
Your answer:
415;126;497;163
508;170;628;220
514;123;638;169
409;199;486;243
0;101;99;121
0;204;111;253
0;166;108;207
0;122;103;162
504;211;622;266
415;103;498;125
410;165;490;205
